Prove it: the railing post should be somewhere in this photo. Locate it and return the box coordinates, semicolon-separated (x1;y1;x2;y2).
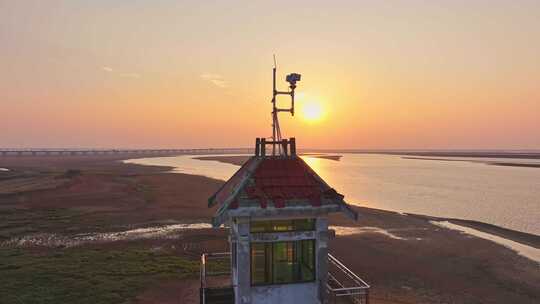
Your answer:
282;139;288;156
255;138;260;156
290;137;296;155
200;253;206;304
261;138;266;157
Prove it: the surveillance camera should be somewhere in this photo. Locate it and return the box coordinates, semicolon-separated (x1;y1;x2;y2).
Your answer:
286;73;301;85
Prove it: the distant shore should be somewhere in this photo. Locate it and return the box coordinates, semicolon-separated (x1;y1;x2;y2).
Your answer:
402;156;540;168
393;152;540;159
303;150;540;159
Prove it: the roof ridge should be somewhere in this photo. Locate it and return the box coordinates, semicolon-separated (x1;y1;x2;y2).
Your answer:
208;155;358;227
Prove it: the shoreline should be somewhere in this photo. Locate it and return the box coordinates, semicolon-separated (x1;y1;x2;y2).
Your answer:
189;154;539;240
430;221;540;263
402;156;540;168
407;214;540;248
298;150;540;159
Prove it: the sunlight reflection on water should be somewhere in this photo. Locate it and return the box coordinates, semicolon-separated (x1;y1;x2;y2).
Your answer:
305;154;540;236
124;154;245;181
125;154;540;235
330;226;406;240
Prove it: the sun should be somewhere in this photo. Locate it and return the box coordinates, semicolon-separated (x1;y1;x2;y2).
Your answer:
301;102;324;122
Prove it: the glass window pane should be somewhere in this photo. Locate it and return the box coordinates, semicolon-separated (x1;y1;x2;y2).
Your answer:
251;243;267;285
273;242;295;283
251;240;315;285
300;240;315;281
265;243;273;283
294;219;315;231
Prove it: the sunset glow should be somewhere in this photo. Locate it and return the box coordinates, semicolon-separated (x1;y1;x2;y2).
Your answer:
1;3;538;304
301;102;324;122
1;1;539;149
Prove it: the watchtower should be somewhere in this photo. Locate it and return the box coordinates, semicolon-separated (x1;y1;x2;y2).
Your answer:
200;64;369;304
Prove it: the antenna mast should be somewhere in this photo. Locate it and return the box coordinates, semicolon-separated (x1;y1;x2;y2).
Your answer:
271;56;301;155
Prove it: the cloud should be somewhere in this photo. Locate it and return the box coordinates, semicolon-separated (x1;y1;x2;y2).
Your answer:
201;73;228;88
101;66;140;79
209;79;227;88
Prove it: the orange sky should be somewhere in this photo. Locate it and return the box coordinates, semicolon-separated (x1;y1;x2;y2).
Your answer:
1;1;539;149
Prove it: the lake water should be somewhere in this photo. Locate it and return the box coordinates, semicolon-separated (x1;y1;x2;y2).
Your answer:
125;154;540;235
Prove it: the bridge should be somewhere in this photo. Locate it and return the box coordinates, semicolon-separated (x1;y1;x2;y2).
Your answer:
0;148;252;157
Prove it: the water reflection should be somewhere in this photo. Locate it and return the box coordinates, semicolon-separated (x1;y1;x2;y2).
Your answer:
126;154;540;235
305;154;540;235
124;154;246;181
301;156;323;173
330;226;406;240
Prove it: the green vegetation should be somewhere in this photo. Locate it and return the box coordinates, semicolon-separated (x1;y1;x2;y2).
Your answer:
0;247;199;304
0;208;87;240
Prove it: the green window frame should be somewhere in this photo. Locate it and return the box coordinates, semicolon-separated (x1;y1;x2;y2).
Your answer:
250;219;316;233
251;239;316;286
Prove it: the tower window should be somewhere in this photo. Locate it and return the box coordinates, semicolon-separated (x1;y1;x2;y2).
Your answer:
251;240;315;285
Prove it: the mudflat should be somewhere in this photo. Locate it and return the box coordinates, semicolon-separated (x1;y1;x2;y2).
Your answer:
0;155;538;304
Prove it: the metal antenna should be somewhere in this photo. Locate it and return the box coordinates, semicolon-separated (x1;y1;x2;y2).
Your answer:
270;56;301;155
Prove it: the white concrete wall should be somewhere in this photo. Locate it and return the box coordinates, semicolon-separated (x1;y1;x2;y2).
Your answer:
250;282;320;304
232;216;327;304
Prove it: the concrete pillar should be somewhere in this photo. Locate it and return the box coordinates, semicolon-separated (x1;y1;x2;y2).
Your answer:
233;217;252;304
316;217;329;304
282;139;289;156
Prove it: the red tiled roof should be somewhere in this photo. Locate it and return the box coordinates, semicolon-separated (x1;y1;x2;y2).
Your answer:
208;155;358;227
247;158;325;208
209;156;338;210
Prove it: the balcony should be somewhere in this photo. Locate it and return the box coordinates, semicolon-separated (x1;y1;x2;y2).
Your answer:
327;254;370;304
200;252;370;304
200;253;234;304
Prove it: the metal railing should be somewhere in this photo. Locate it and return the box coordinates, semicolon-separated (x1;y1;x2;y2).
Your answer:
200;252;232;289
199;252;370;304
200;252;233;304
327;253;370;304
